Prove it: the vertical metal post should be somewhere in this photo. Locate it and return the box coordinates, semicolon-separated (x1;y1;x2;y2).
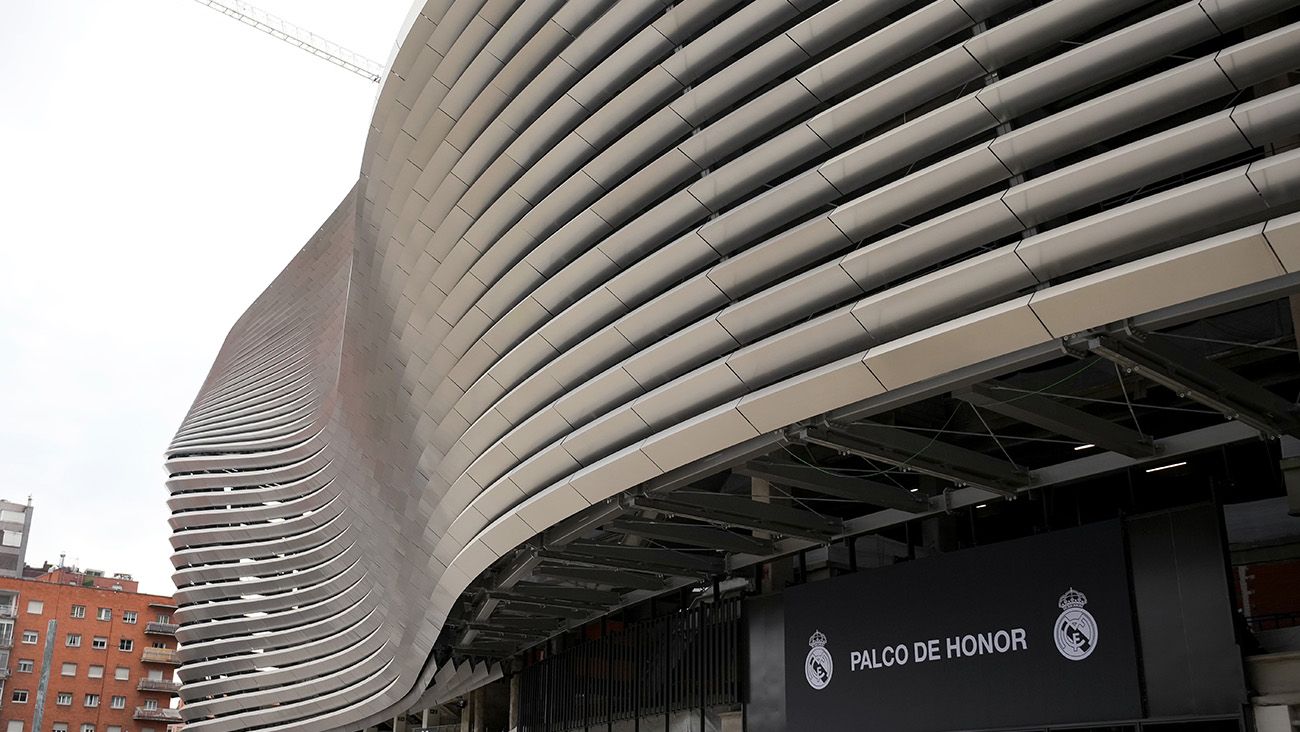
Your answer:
663;616;671;732
31;618;56;732
848;535;858;572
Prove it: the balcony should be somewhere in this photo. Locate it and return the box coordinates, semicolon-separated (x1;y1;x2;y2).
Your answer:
145;621;179;636
0;667;9;680
140;647;180;665
133;707;183;723
0;636;12;650
137;677;181;694
0;606;16;620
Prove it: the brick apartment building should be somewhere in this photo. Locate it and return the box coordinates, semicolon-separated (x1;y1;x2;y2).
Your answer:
0;566;180;732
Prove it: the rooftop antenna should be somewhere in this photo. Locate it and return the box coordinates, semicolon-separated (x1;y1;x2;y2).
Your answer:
190;0;384;83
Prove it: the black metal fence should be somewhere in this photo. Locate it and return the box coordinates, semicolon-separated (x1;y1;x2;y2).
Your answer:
518;598;743;732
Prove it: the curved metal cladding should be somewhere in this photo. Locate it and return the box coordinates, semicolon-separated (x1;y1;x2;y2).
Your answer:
167;0;1300;729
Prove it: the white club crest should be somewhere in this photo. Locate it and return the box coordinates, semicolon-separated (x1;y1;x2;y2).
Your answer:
1053;588;1098;661
805;629;833;690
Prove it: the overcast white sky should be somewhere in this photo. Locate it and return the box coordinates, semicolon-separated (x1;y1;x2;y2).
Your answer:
0;0;415;595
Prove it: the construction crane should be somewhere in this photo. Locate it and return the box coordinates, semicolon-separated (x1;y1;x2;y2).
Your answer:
192;0;384;83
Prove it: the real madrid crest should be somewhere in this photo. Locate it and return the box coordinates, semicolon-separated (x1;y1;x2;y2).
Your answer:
805;630;833;689
1053;588;1098;661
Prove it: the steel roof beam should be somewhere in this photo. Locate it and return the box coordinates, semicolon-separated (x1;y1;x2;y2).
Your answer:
530;563;668;591
953;382;1156;458
604;519;775;554
539;543;724;577
1082;332;1300;438
634;493;842;541
802;422;1032;497
735;461;930;513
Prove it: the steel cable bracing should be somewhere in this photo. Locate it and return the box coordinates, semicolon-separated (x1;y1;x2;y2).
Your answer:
167;0;1300;729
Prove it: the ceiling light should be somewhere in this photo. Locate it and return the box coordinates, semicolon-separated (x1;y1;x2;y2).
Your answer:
1145;461;1187;473
1074;443;1095;451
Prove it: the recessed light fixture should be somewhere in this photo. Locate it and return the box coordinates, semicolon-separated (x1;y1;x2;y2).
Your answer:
1145;461;1187;473
975;503;988;509
1074;443;1095;451
909;488;919;493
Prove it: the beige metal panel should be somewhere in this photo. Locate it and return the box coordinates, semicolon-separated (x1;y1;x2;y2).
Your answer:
561;405;652;465
1002;112;1253;228
863;296;1052;390
807;47;986;152
797;1;974;103
687;123;828;213
1029;224;1285;338
706;217;850;300
514;480;589;532
1247;147;1300;207
818;96;999;198
622;317;739;391
725;305;874;388
1264;211;1300;271
1215;22;1300;89
631;361;748;430
990;57;1236;175
828;144;1011;241
976;4;1220;123
1201;0;1300;29
851;247;1038;342
639;400;760;473
838;194;1022;294
716;263;864;344
695;173;840;257
1015;168;1268;282
568;443;663;503
613;273;729;349
1233;85;1300;147
669;34;808;127
736;354;886;433
965;0;1151;71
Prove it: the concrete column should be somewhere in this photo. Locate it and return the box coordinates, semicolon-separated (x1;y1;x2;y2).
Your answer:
392;712;409;732
460;694;473;732
509;672;520;730
752;477;791;592
1254;704;1295;732
422;708;432;728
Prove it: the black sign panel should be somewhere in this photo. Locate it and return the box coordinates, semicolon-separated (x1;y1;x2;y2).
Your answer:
785;521;1142;731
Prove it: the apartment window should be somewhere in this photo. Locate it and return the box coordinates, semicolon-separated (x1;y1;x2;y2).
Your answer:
114;666;129;680
147;669;163;681
56;692;72;705
142;698;158;710
25;601;42;615
60;662;75;676
84;693;99;707
91;636;107;650
155;614;170;623
11;689;28;703
121;611;136;624
117;638;133;652
15;660;32;673
106;728;122;732
81;726;94;732
65;633;80;647
87;665;103;679
20;630;36;644
51;725;67;732
70;605;85;619
6;723;22;732
150;641;166;649
2;531;22;548
96;608;110;621
109;695;125;709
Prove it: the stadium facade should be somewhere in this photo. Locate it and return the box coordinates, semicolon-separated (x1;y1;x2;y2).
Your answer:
167;1;1300;730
